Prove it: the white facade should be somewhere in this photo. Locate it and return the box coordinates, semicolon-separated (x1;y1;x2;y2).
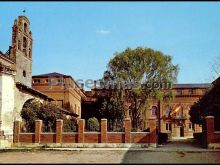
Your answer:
0;73;15;136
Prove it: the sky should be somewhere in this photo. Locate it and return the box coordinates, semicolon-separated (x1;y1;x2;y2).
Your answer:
0;2;220;89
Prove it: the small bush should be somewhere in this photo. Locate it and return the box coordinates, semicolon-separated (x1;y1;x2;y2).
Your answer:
63;118;78;132
87;117;100;131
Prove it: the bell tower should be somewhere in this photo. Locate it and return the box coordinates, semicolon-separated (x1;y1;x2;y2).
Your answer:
9;15;33;87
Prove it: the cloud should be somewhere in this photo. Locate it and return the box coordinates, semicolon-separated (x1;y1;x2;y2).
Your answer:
96;29;111;35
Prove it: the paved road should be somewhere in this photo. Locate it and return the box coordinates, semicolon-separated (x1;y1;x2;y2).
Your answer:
0;141;220;164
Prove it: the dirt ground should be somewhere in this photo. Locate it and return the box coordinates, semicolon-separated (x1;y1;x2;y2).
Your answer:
0;150;220;164
0;141;220;164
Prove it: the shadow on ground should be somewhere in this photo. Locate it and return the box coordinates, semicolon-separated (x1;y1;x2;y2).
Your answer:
121;138;215;164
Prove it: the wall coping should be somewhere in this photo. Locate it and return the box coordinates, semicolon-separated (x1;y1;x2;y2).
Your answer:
84;132;101;134
206;116;214;118
131;132;150;134
62;132;78;134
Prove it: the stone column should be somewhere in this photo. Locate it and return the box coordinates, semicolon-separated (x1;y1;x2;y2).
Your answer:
35;120;42;143
13;121;21;143
101;119;107;143
206;116;215;145
78;119;85;143
124;118;131;143
56;119;63;143
149;117;157;146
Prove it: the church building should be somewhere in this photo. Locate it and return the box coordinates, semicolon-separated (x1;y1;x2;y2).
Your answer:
0;15;53;147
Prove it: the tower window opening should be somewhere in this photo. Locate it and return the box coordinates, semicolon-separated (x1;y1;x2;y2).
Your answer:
24;23;27;33
29;48;31;58
23;37;27;48
18;40;21;50
23;70;26;77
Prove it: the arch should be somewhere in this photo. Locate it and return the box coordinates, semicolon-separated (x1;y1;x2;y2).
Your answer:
20;98;43;132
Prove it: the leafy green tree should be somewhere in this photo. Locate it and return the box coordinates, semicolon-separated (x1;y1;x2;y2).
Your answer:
103;47;178;130
21;100;77;132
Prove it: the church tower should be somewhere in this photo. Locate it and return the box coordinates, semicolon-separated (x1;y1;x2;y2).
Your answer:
9;15;33;87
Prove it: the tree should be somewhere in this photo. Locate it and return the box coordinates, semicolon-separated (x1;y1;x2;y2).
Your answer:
21;100;77;132
99;88;125;131
102;47;179;130
189;82;220;131
210;55;220;80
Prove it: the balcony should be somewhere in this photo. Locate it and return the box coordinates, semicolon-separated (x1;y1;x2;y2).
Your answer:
174;114;187;120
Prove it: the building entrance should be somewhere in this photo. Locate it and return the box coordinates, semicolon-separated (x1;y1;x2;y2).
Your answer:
180;126;184;137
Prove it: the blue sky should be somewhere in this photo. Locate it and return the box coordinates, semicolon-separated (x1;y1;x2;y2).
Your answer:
1;2;220;88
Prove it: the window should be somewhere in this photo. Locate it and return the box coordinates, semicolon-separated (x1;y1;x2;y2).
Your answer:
189;123;192;130
23;70;26;77
45;79;51;84
29;48;31;58
78;106;80;115
18;40;21;50
23;37;27;48
166;123;172;131
189;89;196;95
151;106;157;116
33;79;40;84
177;89;183;95
176;106;184;117
57;79;63;84
165;105;171;117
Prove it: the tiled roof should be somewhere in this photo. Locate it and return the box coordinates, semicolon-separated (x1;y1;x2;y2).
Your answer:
16;82;54;101
32;72;69;78
173;83;211;89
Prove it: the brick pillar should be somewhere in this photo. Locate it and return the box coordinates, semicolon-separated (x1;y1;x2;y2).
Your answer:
101;119;107;143
13;121;21;143
124;118;131;143
35;120;42;143
56;119;63;143
206;116;215;145
149;117;157;145
78;119;85;143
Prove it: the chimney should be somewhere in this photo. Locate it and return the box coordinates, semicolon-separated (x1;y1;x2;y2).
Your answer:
80;83;84;90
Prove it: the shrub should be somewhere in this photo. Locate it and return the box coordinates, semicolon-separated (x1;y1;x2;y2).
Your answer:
87;117;100;131
63;118;78;132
